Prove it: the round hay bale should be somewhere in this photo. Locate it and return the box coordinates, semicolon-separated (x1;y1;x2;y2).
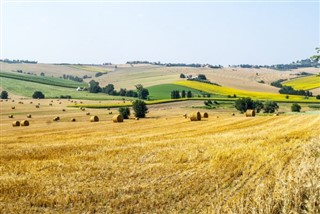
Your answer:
62;109;66;112
112;114;123;123
86;112;90;115
245;109;255;117
273;113;279;116
135;117;139;120
51;100;53;102
30;101;33;104
12;100;15;102
38;103;40;105
53;116;60;121
20;120;29;126
11;106;15;110
49;103;52;106
12;121;20;127
183;114;187;118
202;112;209;118
232;113;235;116
109;112;113;115
189;112;201;121
35;105;40;108
59;102;62;104
90;115;99;122
71;118;76;122
8;115;13;118
27;114;32;118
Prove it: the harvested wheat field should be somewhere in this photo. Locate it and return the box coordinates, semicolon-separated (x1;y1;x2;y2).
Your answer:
0;99;319;213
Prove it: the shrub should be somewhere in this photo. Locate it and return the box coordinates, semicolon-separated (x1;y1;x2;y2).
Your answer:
32;91;45;99
291;103;301;112
132;100;148;118
316;95;320;99
1;91;8;99
119;107;130;119
180;73;186;78
263;100;279;113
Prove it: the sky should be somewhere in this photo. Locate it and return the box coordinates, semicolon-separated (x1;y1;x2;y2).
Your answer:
1;0;319;65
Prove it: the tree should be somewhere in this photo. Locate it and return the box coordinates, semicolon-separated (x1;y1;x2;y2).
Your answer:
132;100;148;118
310;47;320;62
171;90;180;99
88;80;101;93
253;100;264;113
1;91;8;99
180;73;186;78
32;91;45;99
102;84;115;95
135;84;149;100
235;97;255;113
187;91;192;98
263;100;279;113
181;90;186;98
118;107;130;119
291;103;301;112
40;72;45;76
119;88;127;96
198;74;207;80
316;95;320;100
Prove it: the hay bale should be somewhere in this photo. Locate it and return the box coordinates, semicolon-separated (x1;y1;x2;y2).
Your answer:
53;116;60;121
86;112;90;115
202;112;209;118
8;115;13;118
71;118;76;122
245;109;255;117
62;109;66;112
30;101;33;104
90;115;99;122
109;112;113;115
273;113;279;116
27;114;32;118
183;114;187;118
12;121;20;127
189;112;201;121
49;103;52;106
59;102;62;104
35;105;40;108
112;114;123;123
11;106;15;110
135;117;139;120
232;113;235;116
20;120;29;126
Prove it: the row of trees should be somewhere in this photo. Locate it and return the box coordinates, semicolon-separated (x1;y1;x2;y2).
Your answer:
88;81;149;99
171;90;193;99
118;100;148;118
0;59;37;64
235;97;279;113
126;61;223;68
61;74;83;82
279;86;313;97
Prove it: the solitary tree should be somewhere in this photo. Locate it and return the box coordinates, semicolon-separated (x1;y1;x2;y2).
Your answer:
88;80;101;93
32;91;45;99
291;103;301;112
311;47;320;62
181;90;186;98
132;100;148;118
0;91;8;99
235;97;255;113
118;107;130;119
187;91;192;98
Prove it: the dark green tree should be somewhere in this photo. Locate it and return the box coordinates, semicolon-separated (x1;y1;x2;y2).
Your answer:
180;73;186;78
88;80;101;93
198;74;207;80
253;100;264;113
171;90;180;99
181;90;186;98
235;97;254;113
32;91;45;99
102;84;114;95
119;88;127;96
118;107;130;119
291;103;301;112
0;91;8;99
263;100;279;113
135;84;149;100
187;91;192;98
132;100;148;118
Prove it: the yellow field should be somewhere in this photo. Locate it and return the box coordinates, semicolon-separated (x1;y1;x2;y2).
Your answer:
0;99;319;213
175;80;319;101
283;75;320;90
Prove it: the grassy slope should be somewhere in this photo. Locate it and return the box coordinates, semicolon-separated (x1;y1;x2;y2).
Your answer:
1;100;319;213
175;80;319;102
283;75;320;90
0;71;87;88
147;84;215;99
0;77;122;100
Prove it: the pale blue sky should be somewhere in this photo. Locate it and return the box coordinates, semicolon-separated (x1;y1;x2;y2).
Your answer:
1;1;319;65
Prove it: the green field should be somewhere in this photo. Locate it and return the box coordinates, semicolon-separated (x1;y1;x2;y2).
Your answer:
175;80;320;102
0;71;87;88
147;84;215;99
283;75;320;90
0;77;123;100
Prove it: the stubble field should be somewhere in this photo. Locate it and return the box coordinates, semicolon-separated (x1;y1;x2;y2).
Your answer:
0;99;319;213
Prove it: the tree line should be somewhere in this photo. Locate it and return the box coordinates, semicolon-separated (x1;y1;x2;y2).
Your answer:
1;59;38;64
